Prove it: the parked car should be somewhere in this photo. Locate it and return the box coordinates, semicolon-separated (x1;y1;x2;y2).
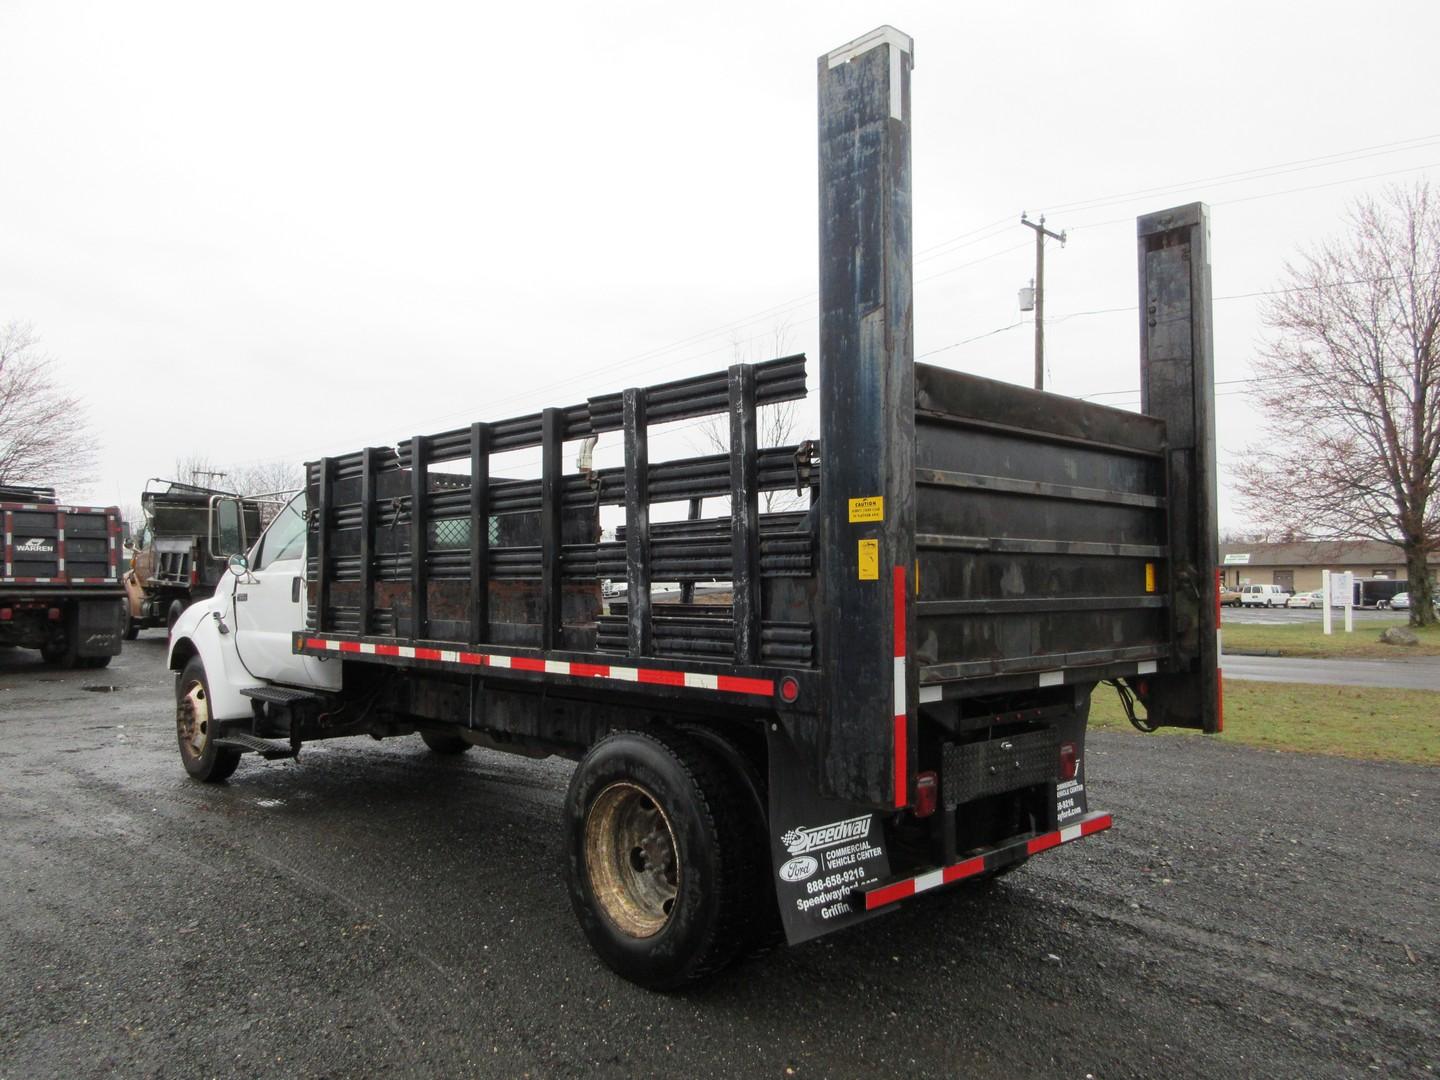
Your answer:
1390;592;1411;610
1285;589;1326;609
1220;585;1243;607
1239;584;1290;607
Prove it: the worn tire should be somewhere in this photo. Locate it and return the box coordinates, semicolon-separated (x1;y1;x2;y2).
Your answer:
676;724;782;960
80;655;112;669
565;728;753;990
175;656;241;782
166;599;187;632
420;730;471;755
122;601;138;640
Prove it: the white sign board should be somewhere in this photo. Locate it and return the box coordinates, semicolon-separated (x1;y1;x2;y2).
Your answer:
1223;553;1251;565
1329;571;1355;607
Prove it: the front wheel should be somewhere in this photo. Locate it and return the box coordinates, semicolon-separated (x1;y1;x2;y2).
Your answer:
564;729;756;990
175;656;241;782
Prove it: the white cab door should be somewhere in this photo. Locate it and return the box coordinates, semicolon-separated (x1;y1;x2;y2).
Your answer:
232;497;339;690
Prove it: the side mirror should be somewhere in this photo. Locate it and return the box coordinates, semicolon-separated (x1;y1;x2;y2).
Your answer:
227;552;250;577
210;496;245;557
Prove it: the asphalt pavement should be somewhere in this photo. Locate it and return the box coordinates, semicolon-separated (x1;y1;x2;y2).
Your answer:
1221;606;1399;625
1;636;1436;1079
1222;653;1440;691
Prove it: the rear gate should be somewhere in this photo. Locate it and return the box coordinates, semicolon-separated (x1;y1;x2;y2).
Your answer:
910;203;1219;729
4;505;119;584
912;367;1172;699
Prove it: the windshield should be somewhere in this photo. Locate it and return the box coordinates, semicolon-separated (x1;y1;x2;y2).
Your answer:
253;495;306;570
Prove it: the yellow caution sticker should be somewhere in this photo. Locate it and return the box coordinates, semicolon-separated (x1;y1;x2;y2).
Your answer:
848;496;884;523
858;538;879;580
1145;562;1157;593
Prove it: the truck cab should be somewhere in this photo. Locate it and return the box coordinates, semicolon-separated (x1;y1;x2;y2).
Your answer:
168;495;338;741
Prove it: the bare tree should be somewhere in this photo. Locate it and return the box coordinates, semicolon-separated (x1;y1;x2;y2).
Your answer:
695;320;812;513
170;454;227;489
228;460;303;498
0;322;97;489
1236;183;1439;626
167;456;301;497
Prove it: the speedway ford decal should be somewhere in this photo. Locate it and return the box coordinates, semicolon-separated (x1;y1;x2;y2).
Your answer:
782;815;872;856
767;727;894;944
781;812;889;928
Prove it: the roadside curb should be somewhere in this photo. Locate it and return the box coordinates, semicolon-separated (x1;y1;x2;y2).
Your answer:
1222;648;1283;657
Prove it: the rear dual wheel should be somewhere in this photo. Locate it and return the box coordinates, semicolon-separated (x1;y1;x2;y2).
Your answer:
564;728;769;990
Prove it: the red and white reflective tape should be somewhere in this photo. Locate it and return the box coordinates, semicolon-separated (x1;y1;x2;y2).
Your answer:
1214;569;1225;733
862;811;1113;910
301;637;776;698
0;577;114;584
892;565;908;809
0;504;113;514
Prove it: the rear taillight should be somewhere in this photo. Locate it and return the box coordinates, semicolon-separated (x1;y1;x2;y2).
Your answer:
0;608;10;621
914;771;938;817
1059;742;1077;781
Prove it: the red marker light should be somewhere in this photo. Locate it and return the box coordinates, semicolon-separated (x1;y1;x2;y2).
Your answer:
1059;742;1077;781
779;676;800;704
914;771;939;818
0;608;10;621
47;608;62;622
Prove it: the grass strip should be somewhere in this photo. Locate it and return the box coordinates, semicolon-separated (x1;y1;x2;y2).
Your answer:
1089;679;1440;766
1221;619;1440;659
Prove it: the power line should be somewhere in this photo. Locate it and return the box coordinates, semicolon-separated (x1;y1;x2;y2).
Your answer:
1066;160;1440;236
235;143;1440;467
1043;133;1440;217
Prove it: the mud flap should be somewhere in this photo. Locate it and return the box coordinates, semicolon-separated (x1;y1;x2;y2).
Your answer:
74;599;123;657
1053;708;1090;828
766;726;893;945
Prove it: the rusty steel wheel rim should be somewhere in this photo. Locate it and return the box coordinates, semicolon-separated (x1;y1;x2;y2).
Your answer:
584;782;680;938
177;680;209;758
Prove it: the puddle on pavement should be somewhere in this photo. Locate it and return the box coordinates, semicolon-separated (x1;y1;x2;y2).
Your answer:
82;685;123;693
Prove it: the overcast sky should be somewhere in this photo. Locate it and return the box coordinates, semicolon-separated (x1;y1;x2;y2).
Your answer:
2;1;1437;528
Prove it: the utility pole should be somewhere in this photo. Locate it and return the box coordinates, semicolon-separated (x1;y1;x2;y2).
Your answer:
1021;212;1066;390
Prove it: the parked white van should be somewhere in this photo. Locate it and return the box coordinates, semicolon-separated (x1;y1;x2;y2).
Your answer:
1239;584;1289;607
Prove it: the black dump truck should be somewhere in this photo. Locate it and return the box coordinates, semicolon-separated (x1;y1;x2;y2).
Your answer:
127;480;265;634
175;26;1220;988
0;484;125;667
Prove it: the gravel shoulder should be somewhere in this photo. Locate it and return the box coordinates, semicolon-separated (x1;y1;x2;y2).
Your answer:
0;638;1435;1079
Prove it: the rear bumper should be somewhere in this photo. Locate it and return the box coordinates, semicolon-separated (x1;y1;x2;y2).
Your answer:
859;810;1113;911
